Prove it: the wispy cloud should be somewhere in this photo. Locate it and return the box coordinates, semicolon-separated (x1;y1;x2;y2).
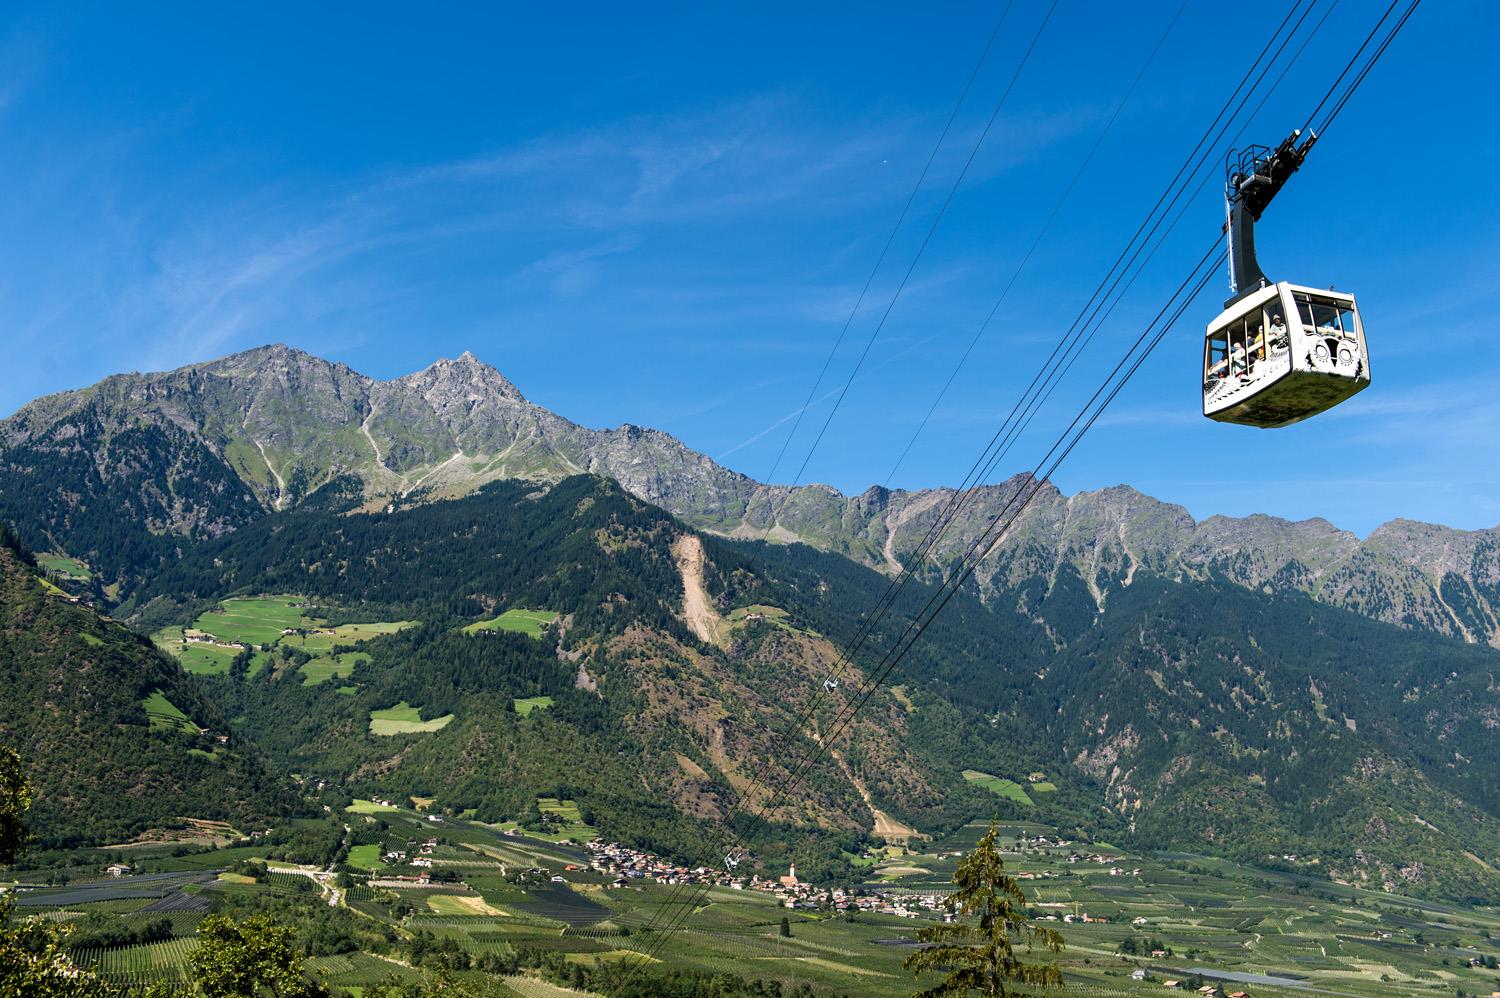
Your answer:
511;235;642;296
715;332;940;467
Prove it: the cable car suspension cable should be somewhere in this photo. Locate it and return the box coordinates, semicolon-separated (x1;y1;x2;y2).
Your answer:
614;0;1418;981
616;0;1323;975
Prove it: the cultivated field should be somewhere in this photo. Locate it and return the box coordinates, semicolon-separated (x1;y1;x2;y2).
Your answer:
37;553;90;579
962;769;1035;806
20;809;1500;998
141;689;197;734
151;594;415;684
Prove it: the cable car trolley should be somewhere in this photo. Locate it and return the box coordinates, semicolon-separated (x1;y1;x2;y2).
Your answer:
1203;129;1369;428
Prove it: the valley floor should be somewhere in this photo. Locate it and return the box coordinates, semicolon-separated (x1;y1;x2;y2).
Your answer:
9;807;1498;997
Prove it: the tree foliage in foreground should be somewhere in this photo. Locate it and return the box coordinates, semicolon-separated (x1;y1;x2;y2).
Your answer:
190;913;331;998
903;823;1063;997
0;743;143;996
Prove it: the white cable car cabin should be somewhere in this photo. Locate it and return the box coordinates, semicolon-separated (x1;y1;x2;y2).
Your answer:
1202;130;1370;428
1203;282;1368;428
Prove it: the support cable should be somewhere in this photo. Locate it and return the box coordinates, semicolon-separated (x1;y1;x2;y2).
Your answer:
613;0;1417;983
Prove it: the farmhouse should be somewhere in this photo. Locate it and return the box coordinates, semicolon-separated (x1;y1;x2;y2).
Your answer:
104;863;131;877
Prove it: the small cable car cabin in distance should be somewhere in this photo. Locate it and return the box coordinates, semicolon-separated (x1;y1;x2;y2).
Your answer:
1203;130;1370;428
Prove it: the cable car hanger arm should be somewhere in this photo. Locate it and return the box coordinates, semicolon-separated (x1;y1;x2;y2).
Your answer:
1223;127;1319;306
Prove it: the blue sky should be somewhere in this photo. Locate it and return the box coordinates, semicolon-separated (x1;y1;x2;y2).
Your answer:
2;2;1495;535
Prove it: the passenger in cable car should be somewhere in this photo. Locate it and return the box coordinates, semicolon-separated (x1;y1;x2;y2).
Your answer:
1269;313;1289;350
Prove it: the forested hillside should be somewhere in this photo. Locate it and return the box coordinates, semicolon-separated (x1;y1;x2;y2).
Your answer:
125;476;990;881
0;530;291;847
117;476;1500;900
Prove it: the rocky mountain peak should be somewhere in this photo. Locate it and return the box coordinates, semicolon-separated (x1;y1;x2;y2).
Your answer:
4;344;1499;648
396;351;526;406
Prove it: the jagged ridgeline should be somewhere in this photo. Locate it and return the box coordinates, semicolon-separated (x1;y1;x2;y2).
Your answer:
0;538;291;847
3;345;1500;900
4;344;1499;652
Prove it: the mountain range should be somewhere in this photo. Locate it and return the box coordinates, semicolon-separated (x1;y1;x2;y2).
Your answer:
2;345;1498;649
1;345;1498;902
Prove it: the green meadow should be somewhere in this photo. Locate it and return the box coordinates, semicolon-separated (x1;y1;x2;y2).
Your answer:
282;619;418;654
347;798;400;814
177;641;241;676
152;595;415;684
345;843;386;870
300;651;370;685
141;689;197;734
963;769;1035;806
462;608;557;637
369;702;454;736
513;695;554;717
191;595;310;646
36;553;90;579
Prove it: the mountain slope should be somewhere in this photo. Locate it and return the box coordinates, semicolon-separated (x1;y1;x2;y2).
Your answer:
120;475;1500;899
0;534;291;847
4;345;1496;650
128;475;982;877
1032;572;1500;901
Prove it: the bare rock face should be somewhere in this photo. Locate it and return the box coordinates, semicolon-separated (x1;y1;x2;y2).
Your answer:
3;343;1498;645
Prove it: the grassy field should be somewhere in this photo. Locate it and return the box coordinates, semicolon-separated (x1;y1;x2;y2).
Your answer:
283;619;418;653
141;689;197;734
246;650;274;678
36;553;90;579
346;843;387;870
513;695;555;717
492;798;596;844
538;798;593;841
152;596;419;692
300;651;370;685
427;893;507;917
178;641;242;676
347;798;401;814
963;769;1035;807
191;595;310;646
725;604;801;633
463;608;558;637
369;701;454;735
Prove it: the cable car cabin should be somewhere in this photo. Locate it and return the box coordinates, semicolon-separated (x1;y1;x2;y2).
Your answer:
1202;281;1368;428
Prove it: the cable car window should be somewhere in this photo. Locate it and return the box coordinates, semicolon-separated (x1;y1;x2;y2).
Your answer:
1249;313;1267;363
1206;331;1228;380
1296;296;1316;328
1310;300;1341;335
1228;318;1247;375
1338;304;1357;339
1267;308;1290;350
